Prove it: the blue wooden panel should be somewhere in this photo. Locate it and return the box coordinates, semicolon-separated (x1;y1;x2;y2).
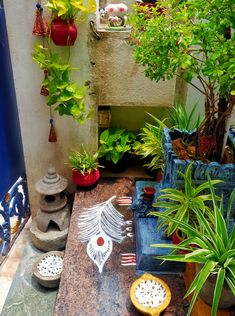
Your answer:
134;216;185;274
0;1;26;201
132;180;185;274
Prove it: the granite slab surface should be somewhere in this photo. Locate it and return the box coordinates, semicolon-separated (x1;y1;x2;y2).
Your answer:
55;178;188;316
1;241;57;316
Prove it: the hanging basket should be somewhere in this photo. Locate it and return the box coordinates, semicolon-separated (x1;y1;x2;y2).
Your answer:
50;18;77;46
72;169;100;188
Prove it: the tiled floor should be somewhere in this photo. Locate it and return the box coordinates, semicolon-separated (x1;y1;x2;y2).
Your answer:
0;219;31;314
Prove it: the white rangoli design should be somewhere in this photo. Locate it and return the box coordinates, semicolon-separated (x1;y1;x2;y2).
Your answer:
78;196;132;273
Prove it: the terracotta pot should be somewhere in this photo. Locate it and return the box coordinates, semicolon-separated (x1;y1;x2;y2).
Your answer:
72;169;100;187
142;186;156;202
196;263;235;309
172;229;184;244
50;18;77;46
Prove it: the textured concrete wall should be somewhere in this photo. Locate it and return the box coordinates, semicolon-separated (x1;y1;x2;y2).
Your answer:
90;31;177;108
4;1;97;216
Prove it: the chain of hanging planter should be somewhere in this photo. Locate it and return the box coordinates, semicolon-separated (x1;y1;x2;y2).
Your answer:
32;1;57;143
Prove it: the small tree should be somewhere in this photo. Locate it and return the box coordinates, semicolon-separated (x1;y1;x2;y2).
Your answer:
129;0;235;162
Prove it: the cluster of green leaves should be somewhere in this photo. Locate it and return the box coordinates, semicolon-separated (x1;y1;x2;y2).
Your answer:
168;104;202;132
68;148;101;174
151;179;235;316
129;0;235;100
134;113;166;171
32;44;93;123
150;163;222;236
98;129;136;164
45;0;96;20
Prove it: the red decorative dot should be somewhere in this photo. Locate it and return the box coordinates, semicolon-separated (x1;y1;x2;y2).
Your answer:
109;7;114;12
97;236;104;246
119;7;125;12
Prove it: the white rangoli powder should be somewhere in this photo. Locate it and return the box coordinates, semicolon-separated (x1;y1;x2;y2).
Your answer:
135;280;166;308
37;255;63;277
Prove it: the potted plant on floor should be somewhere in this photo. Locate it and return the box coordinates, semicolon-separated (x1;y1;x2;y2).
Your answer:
32;44;93;123
151;180;235;315
46;0;96;46
129;0;235;162
68;148;102;188
98;128;136;173
150;163;221;242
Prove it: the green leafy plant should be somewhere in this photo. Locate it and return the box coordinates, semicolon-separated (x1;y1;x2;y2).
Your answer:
129;0;235;162
168;104;202;132
68;148;101;175
32;44;93;123
150;164;222;236
98;128;136;164
151;180;235;316
134;113;166;171
45;0;96;20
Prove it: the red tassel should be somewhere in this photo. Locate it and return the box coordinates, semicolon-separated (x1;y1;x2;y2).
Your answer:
40;70;49;96
32;4;49;36
40;86;49;96
48;119;57;142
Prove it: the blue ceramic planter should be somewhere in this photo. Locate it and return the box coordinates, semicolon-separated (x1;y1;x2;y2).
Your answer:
162;128;235;211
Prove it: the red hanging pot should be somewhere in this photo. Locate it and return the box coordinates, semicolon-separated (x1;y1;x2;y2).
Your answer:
72;169;100;187
50;18;77;46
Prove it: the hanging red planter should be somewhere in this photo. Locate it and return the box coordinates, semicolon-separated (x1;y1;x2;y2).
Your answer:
72;169;100;188
50;18;77;46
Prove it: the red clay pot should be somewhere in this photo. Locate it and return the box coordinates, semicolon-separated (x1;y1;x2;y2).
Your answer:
172;229;183;244
50;18;77;46
142;186;156;202
72;169;100;187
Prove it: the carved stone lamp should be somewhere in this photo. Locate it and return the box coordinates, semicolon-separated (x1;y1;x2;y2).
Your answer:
30;166;70;252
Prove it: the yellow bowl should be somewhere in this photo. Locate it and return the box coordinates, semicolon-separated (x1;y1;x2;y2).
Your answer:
130;273;171;316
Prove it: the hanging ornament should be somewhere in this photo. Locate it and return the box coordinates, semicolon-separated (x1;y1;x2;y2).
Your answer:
48;118;57;143
40;70;49;96
32;2;49;36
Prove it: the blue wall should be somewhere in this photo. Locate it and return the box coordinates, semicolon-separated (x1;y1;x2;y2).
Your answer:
0;0;26;201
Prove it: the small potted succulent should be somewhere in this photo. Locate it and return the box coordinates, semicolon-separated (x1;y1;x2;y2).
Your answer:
45;0;96;46
68;148;102;188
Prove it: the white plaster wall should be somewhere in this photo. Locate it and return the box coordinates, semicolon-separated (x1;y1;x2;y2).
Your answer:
4;0;97;216
186;79;235;125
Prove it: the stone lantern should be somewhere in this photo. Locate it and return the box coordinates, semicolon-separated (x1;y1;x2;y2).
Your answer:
30;166;70;252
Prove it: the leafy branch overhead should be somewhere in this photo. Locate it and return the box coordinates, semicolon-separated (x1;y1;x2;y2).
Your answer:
32;44;94;123
130;0;235;97
129;0;235;162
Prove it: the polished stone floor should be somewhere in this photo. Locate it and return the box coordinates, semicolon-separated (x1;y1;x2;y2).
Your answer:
0;222;57;316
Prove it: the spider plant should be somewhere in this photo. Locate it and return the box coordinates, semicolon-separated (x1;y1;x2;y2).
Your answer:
68;148;101;175
134;113;166;171
151;179;235;316
150;163;222;237
168;103;202;132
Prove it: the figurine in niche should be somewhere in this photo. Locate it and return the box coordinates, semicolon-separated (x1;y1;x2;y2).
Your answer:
104;3;128;28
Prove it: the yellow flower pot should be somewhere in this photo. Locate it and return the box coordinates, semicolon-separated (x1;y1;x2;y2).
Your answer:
130;273;171;316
